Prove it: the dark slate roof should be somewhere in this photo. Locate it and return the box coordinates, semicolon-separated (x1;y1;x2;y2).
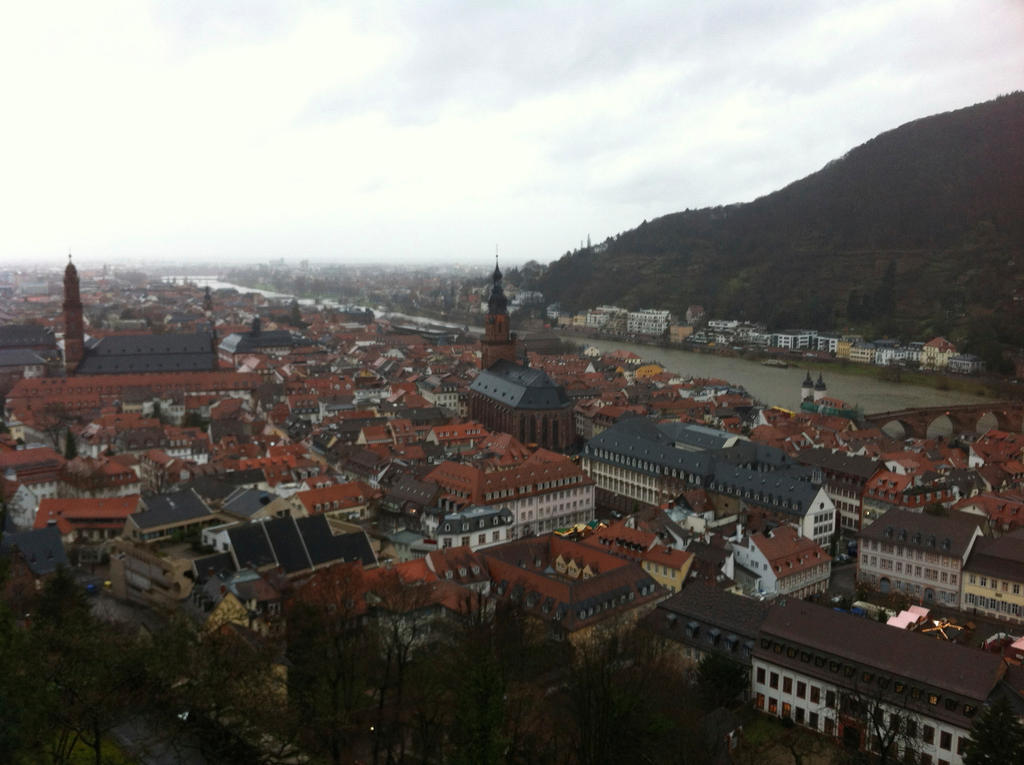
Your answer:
0;324;56;348
584;416;716;478
222;488;279;518
858;508;981;557
192;552;237;582
262;517;310;574
228;522;277;569
795;448;880;480
0;526;68;576
225;515;375;573
657;581;771;636
76;332;216;374
962;528;1024;582
470;359;570;410
0;348;47;367
709;461;821;518
133;489;213;529
759;599;1005;707
297;515;375;567
712;440;795;469
182;470;267;502
657;422;737;452
395;406;449;425
385;474;439;507
218;329;307;355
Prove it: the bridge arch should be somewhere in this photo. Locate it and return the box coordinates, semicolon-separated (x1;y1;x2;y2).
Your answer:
880;419;914;440
975;411;1000;434
925;415;954;440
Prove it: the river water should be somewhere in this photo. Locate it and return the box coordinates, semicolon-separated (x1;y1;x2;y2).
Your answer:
563;335;994;414
166;276;992;414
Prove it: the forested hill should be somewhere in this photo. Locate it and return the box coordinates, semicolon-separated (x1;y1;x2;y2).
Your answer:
537;92;1024;356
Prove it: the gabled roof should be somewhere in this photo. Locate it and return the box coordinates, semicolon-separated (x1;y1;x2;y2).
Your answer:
0;348;47;367
648;580;770;639
76;332;217;375
470;359;570;410
759;600;1004;705
226;515;375;574
964;529;1024;583
35;495;140;533
222;488;279;518
133;489;213;529
0;324;56;348
0;526;68;576
748;526;830;574
858;508;981;557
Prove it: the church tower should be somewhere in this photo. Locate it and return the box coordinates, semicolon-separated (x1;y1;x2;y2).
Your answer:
480;258;518;369
63;255;85;373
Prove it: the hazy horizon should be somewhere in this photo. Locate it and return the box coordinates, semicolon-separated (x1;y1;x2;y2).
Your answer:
2;1;1022;268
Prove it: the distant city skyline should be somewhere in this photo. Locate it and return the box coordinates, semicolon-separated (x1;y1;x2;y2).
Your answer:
1;0;1022;267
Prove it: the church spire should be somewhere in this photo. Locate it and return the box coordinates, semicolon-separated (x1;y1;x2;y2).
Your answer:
487;254;508;316
63;254;85;373
480;253;516;369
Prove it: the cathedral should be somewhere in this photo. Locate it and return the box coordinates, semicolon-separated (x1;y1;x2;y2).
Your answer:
62;257;218;376
468;261;575;450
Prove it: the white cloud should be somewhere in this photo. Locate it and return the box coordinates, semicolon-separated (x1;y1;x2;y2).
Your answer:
0;0;1021;266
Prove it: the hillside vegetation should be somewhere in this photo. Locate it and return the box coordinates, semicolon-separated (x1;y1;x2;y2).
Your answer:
538;93;1024;368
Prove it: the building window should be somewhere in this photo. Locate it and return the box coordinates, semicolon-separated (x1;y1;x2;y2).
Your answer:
923;725;935;745
939;731;952;751
809;712;818;729
783;677;793;694
770;672;779;689
797;681;806;699
810;686;820;704
756;667;766;684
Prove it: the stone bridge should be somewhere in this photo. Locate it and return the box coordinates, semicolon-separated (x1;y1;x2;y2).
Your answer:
862;402;1024;440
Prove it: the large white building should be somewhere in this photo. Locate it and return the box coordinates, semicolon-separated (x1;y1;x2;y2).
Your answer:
627;309;672;336
730;525;831;599
423;505;514;551
583;419;837;545
856;509;982;609
752;601;1005;765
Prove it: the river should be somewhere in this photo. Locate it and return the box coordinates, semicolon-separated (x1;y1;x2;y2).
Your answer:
165;276;993;414
563;335;994;414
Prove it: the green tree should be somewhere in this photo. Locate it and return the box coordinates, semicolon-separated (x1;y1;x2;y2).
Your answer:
28;567;147;765
447;650;507;765
63;430;78;460
286;566;374;765
964;697;1024;765
695;652;748;710
0;558;47;762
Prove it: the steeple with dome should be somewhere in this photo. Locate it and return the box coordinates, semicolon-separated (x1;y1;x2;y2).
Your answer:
487;259;508;316
480;256;517;369
800;372;813;402
814;372;827;402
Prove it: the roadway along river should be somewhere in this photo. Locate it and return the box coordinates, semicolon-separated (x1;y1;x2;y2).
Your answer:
167;277;993;415
563;335;995;414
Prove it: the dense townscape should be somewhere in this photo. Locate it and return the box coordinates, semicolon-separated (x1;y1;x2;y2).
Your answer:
1;258;1023;764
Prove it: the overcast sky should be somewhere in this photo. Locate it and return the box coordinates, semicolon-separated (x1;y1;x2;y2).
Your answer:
2;1;1022;268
